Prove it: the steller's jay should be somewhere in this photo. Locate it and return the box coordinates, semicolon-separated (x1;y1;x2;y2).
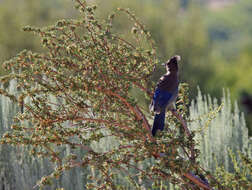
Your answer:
149;55;180;136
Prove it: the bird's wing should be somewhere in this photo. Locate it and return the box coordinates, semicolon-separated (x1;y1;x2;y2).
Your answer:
150;88;173;114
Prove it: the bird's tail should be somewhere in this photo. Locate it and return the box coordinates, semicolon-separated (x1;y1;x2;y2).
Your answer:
152;111;165;136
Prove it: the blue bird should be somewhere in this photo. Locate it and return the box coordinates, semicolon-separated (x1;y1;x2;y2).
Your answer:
149;55;180;136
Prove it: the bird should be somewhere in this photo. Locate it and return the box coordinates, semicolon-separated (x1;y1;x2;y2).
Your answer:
149;55;180;136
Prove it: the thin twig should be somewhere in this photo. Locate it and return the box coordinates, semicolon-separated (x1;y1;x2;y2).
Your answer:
170;109;196;161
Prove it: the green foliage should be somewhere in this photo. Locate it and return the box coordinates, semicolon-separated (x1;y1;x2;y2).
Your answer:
206;0;252;56
0;80;89;190
1;0;252;135
94;0;252;135
190;89;250;172
0;0;76;76
95;0;213;98
204;1;252;134
0;0;202;189
0;0;251;190
215;150;252;189
1;84;251;189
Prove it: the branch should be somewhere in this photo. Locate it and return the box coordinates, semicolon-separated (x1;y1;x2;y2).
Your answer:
169;111;213;189
170;109;191;137
96;87;155;142
183;173;211;190
170;109;196;161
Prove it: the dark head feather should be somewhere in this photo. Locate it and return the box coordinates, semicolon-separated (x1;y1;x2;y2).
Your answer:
165;55;180;72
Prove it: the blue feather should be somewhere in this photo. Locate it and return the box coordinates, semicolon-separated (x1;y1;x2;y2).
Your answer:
151;89;173;136
152;111;165;136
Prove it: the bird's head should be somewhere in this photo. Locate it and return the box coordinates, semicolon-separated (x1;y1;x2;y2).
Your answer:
162;55;181;73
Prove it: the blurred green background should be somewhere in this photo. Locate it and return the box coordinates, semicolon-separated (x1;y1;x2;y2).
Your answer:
0;0;251;135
